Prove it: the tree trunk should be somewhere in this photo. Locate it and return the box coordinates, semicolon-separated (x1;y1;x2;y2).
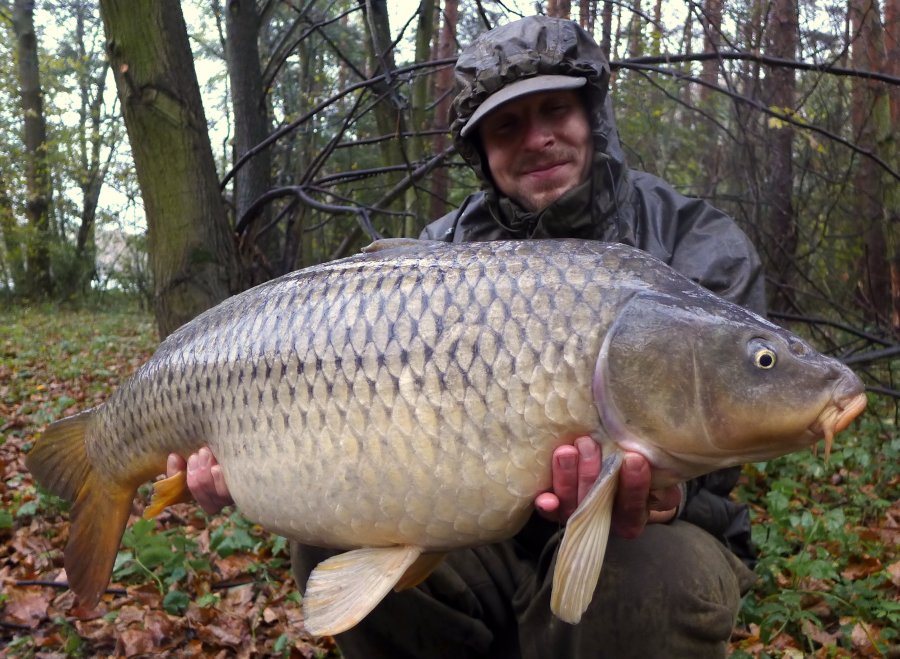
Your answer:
699;0;722;99
600;1;613;57
71;2;115;296
0;170;24;293
579;0;591;30
429;0;458;221
226;0;276;280
885;0;900;335
404;0;436;236
849;0;892;330
12;0;53;297
548;0;571;19
699;0;723;196
362;0;407;236
99;0;237;339
761;0;798;312
628;0;643;58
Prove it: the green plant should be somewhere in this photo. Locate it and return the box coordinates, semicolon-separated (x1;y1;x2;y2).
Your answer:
113;518;210;593
734;407;899;655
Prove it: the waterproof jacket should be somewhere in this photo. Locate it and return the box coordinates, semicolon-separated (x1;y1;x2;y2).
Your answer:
420;16;764;565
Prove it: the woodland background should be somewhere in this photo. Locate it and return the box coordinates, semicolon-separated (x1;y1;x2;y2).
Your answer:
0;0;898;656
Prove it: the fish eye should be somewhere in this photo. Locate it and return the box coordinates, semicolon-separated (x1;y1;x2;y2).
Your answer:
753;347;777;369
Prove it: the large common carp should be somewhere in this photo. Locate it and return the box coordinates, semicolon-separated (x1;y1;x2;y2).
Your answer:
27;239;866;635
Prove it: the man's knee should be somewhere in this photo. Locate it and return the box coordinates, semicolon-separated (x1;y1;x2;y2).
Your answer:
517;521;754;659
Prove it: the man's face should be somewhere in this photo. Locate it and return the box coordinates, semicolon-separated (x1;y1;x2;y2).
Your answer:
478;90;593;213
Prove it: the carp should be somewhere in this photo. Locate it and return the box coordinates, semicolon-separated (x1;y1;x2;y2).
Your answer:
26;238;866;635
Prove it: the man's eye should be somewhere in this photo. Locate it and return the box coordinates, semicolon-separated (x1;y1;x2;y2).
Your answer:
493;119;517;134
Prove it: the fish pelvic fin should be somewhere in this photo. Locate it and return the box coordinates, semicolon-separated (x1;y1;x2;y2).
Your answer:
144;471;192;519
26;409;135;609
302;545;423;636
550;448;624;624
394;552;447;591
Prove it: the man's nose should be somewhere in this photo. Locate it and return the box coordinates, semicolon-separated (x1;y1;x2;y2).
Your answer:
521;117;554;150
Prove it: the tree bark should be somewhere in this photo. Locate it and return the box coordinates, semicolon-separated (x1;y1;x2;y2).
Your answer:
429;0;457;221
761;0;798;312
0;170;23;293
849;0;893;331
548;0;571;19
12;0;53;297
226;0;276;279
628;0;643;59
600;1;613;57
99;0;237;339
405;0;436;235
885;0;900;334
361;0;407;235
699;0;724;196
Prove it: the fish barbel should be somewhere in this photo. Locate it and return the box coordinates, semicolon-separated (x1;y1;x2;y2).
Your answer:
26;238;867;635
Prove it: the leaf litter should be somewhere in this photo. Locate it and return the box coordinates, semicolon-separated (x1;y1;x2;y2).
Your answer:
1;305;337;657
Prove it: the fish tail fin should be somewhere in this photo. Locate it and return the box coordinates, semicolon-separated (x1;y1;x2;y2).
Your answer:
26;409;135;608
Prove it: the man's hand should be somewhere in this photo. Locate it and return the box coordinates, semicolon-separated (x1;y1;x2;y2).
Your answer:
534;437;682;537
166;447;233;515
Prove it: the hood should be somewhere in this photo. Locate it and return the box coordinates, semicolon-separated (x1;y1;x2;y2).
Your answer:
449;16;632;237
451;17;627;186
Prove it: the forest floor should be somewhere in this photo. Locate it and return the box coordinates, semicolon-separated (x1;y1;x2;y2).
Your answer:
1;303;898;657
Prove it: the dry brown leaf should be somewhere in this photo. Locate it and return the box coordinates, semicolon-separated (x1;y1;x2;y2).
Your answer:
886;559;900;587
143;609;179;647
215;553;258;581
3;586;51;627
801;617;842;647
118;627;157;657
845;618;882;656
223;582;256;608
841;555;883;580
74;617;119;645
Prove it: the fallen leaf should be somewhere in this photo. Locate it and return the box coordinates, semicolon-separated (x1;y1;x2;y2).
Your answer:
3;586;51;627
841;555;882;580
118;627;157;656
887;560;900;587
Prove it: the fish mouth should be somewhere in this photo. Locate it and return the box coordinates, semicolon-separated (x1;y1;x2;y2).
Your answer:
809;391;867;460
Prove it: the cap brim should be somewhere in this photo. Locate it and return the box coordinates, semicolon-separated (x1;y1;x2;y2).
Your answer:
460;75;587;138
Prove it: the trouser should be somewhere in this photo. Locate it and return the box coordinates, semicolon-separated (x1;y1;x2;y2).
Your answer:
290;520;756;659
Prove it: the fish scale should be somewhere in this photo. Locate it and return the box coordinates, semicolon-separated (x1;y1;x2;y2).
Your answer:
26;238;867;636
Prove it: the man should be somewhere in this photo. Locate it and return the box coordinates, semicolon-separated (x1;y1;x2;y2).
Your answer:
173;16;764;658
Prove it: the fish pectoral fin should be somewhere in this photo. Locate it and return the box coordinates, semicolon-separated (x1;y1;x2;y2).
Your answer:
144;471;193;519
550;449;624;624
302;545;423;636
394;552;447;591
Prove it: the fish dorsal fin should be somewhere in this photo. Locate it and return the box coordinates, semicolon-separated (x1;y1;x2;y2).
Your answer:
302;545;423;636
550;448;624;624
394;552;447;591
361;238;427;253
144;471;193;519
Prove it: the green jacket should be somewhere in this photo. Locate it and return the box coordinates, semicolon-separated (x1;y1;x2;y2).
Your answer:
421;16;764;565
